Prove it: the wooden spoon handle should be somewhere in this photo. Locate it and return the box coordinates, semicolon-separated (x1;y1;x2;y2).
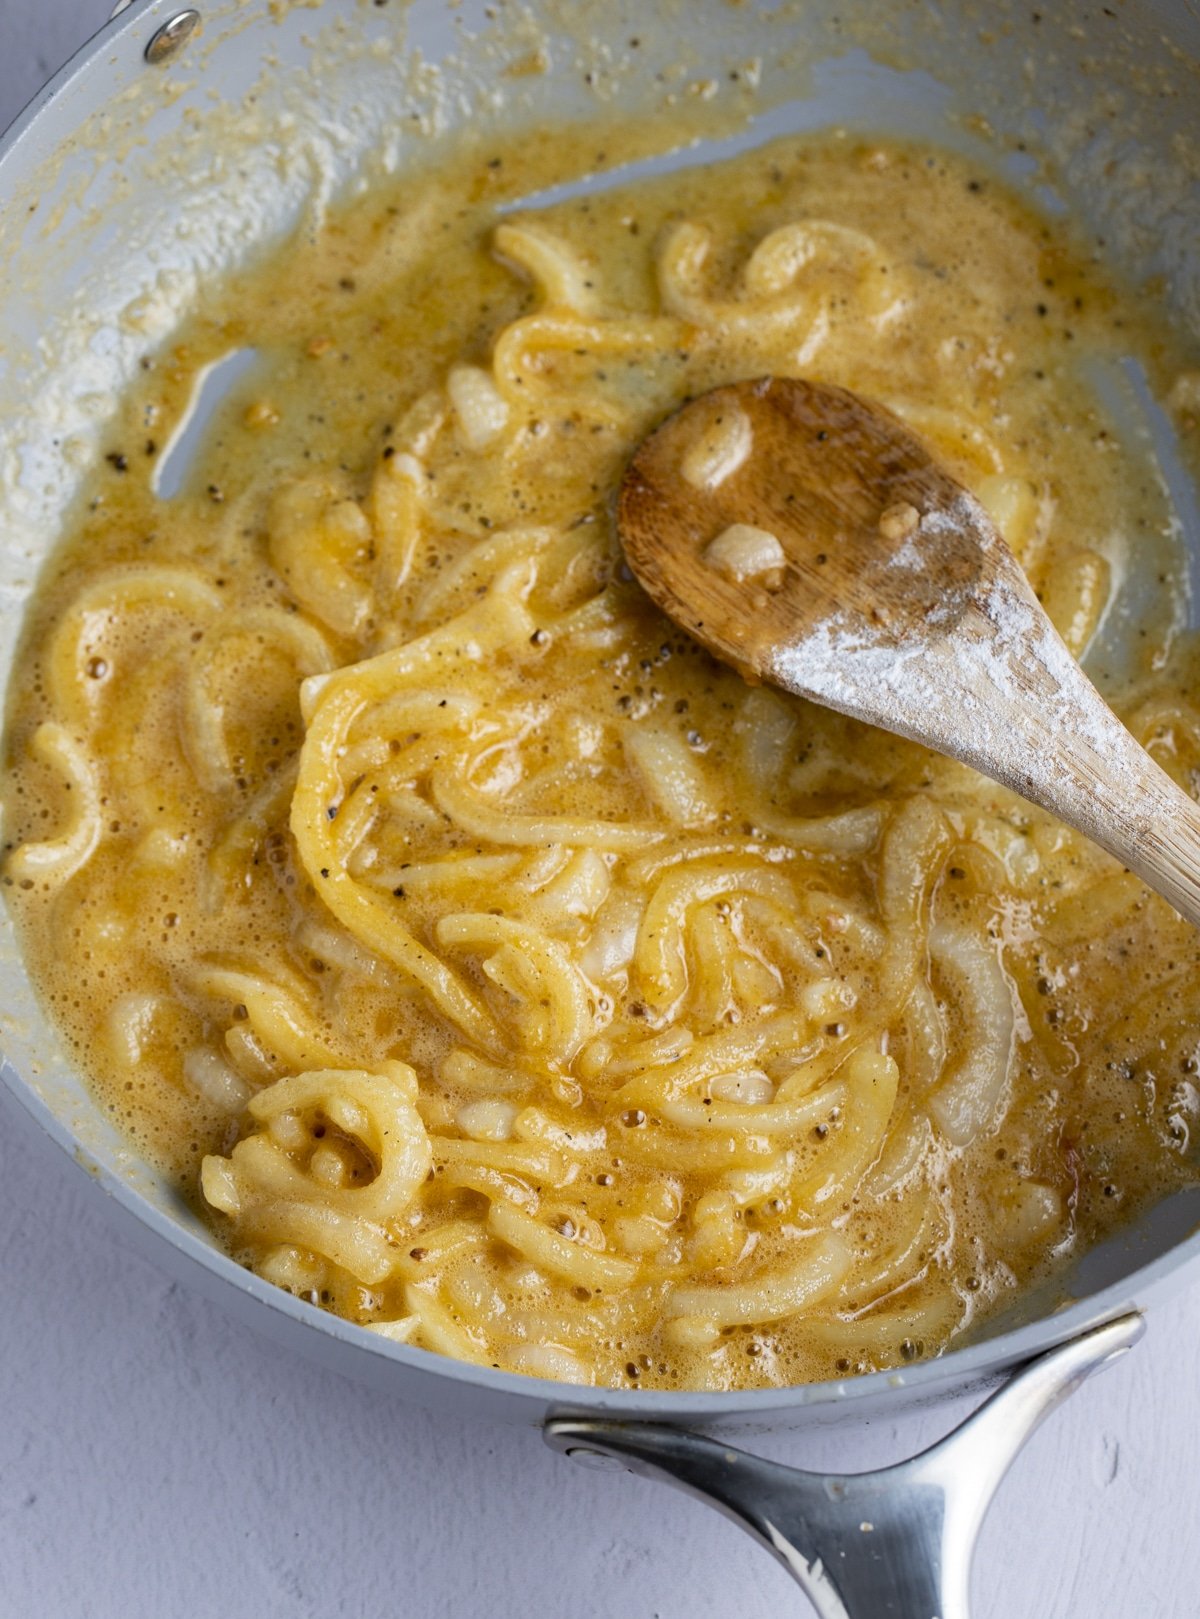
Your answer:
967;578;1200;929
773;561;1200;928
971;646;1200;928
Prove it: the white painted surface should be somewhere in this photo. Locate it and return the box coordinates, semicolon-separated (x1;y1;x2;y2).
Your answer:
1;7;1198;1617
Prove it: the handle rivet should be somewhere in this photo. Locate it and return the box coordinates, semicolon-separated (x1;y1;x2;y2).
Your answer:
563;1446;629;1475
145;9;201;65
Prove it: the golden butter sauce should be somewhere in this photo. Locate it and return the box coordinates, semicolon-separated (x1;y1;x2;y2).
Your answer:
4;123;1200;1389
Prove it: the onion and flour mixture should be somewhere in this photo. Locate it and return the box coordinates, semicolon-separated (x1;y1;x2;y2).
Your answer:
4;124;1200;1390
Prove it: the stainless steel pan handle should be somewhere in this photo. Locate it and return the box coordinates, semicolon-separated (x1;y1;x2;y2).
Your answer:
546;1312;1143;1619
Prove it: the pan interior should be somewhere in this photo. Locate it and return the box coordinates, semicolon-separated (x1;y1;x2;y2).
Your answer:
0;0;1198;1410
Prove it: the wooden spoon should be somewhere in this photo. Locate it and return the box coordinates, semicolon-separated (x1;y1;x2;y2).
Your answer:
618;375;1200;926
